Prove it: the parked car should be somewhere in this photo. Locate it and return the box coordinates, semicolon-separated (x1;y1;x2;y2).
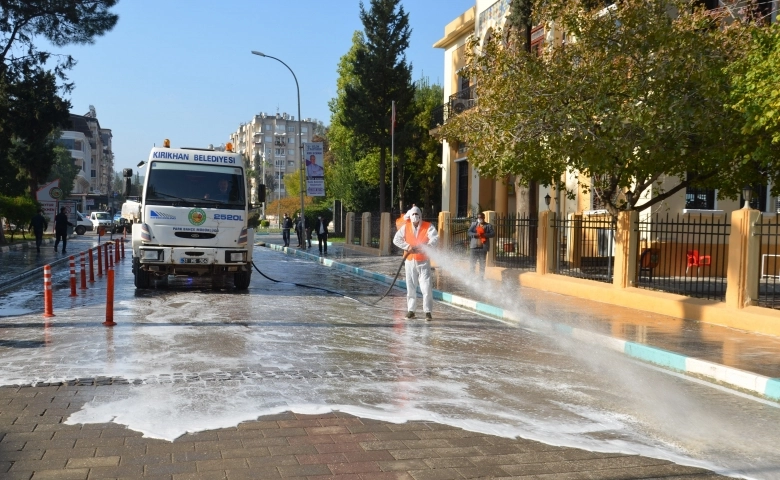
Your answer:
75;211;93;235
112;214;131;234
89;211;113;233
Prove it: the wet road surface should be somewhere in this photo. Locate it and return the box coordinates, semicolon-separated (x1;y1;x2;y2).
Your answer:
0;239;778;478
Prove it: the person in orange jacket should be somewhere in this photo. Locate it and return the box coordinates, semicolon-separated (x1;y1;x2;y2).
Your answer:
467;212;495;279
392;206;438;320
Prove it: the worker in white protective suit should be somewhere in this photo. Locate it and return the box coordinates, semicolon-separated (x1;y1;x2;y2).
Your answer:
392;206;438;320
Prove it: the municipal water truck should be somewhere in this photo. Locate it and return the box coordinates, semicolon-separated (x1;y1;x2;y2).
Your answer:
121;140;254;290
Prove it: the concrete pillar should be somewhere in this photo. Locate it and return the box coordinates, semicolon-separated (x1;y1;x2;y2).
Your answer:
361;212;372;248
438;212;451;251
485;211;496;267
726;208;761;308
536;211;557;274
613;210;638;288
379;212;392;256
345;212;354;245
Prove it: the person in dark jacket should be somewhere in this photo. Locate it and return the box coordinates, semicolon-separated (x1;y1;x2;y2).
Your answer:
281;213;293;247
53;207;74;254
467;212;496;279
313;215;329;255
29;209;48;253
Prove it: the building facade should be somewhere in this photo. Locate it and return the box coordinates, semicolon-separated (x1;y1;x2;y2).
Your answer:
58;106;114;212
229;112;318;211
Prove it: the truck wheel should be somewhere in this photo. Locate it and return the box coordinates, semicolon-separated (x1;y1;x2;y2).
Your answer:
133;258;151;289
234;271;251;290
75;225;86;235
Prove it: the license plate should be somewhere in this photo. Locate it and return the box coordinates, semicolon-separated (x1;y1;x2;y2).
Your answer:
182;258;208;264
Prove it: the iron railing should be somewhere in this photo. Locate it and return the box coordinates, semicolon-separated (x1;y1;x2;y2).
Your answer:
754;214;780;309
635;213;730;301
554;214;616;284
352;215;362;246
450;216;477;256
494;213;537;271
370;213;381;248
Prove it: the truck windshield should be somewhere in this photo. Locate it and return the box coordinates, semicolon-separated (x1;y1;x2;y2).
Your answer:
145;162;245;209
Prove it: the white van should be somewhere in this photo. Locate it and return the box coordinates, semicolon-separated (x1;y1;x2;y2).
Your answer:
89;211;113;231
75;211;93;235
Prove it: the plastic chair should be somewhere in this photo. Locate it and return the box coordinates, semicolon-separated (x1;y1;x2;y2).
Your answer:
686;250;711;274
639;248;660;282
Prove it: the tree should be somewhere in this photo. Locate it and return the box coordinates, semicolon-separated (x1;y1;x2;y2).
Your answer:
47;144;80;198
727;20;780;194
342;0;416;213
441;0;749;216
0;0;119;83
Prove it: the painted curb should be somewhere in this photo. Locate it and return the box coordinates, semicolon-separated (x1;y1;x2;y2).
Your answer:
264;242;780;402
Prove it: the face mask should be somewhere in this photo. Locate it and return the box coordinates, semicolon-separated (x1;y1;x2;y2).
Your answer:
478;218;484;224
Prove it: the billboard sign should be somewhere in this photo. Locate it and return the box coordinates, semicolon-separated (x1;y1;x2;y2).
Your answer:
304;142;325;197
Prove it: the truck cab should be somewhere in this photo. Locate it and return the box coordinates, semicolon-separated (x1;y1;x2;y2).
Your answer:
123;141;254;290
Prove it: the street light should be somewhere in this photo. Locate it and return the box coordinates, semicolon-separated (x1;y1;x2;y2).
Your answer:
251;50;305;238
742;185;753;209
544;193;551;210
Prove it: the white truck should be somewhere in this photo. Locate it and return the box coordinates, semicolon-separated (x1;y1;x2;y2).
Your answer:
122;141;254;290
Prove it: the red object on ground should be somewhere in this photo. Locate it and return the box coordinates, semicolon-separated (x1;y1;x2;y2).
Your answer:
104;268;116;326
97;246;103;277
69;256;77;297
43;264;55;318
88;248;95;283
80;251;87;290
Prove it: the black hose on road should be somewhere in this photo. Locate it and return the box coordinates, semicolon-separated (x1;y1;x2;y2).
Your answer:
250;250;409;308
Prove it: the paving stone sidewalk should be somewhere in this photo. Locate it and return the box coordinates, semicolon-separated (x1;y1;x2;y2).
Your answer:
0;384;725;480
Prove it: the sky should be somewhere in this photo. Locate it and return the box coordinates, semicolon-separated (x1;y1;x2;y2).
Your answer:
45;0;476;175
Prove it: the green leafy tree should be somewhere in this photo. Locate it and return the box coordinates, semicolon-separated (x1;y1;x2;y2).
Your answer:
343;0;416;213
727;20;780;194
0;194;38;241
441;0;749;216
47;145;80;198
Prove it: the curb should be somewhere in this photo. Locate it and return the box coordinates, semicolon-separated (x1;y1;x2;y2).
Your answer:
262;242;780;402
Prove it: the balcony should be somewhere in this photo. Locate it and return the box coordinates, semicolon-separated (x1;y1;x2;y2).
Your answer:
429;85;476;131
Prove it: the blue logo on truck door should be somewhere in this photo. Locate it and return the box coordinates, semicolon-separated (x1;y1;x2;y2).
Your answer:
214;214;243;221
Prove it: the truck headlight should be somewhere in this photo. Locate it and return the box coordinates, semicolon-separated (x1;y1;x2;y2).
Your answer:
226;251;246;262
141;249;162;261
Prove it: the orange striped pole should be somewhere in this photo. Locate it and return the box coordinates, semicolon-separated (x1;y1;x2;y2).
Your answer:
80;251;87;290
103;267;116;326
69;256;77;297
88;248;95;283
103;243;109;271
43;265;54;317
114;239;120;263
108;244;114;269
120;238;125;259
97;246;103;277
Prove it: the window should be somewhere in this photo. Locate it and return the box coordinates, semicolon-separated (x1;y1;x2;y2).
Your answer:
91;170;96;177
275;148;285;156
288;137;295;144
266;148;272;156
288;149;295;156
265;136;272;142
275;124;285;133
287;126;295;132
685;172;715;210
301;127;308;133
288;161;294;167
58;138;75;150
456;161;469;218
275;159;285;169
74;139;83;150
274;136;285;146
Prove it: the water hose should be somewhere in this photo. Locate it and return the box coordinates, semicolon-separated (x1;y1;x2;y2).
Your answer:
250;250;409;307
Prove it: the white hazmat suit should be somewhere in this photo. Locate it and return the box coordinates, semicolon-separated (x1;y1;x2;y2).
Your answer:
392;206;438;318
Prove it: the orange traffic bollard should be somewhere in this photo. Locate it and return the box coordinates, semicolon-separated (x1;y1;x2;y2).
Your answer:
69;256;77;297
80;251;87;290
103;268;116;326
114;239;120;263
108;244;114;269
88;248;95;283
120;238;125;259
43;264;54;318
96;246;103;277
103;243;109;271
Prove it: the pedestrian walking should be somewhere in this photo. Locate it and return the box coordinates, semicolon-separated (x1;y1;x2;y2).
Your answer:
294;215;304;248
29;209;48;253
393;206;438;320
53;207;74;254
468;212;495;279
314;215;328;255
281;213;293;247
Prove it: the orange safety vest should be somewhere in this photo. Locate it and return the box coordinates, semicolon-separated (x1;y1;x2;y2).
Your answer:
395;214;407;231
404;221;431;262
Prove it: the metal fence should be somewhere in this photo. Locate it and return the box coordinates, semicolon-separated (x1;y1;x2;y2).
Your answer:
554;215;616;284
352;215;362;246
635;213;730;301
370;213;381;248
450;216;476;256
494;213;537;271
755;215;780;309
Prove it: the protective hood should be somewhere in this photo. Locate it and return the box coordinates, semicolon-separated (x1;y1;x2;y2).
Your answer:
407;206;422;218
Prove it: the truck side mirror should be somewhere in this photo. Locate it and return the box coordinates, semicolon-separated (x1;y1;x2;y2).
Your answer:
124;178;132;197
257;184;266;203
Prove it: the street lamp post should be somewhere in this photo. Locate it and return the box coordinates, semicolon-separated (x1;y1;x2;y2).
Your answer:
251;50;305;239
